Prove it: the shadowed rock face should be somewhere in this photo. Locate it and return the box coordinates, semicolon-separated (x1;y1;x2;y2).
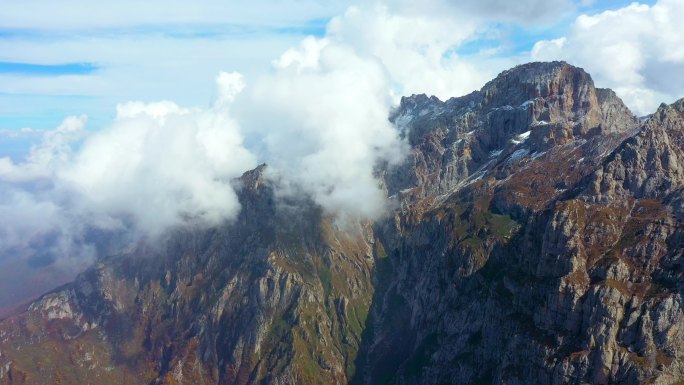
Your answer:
0;62;682;385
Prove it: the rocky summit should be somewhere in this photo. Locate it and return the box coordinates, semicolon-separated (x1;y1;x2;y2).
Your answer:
0;61;682;385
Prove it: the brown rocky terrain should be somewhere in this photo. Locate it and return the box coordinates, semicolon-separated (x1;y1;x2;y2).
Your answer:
0;62;682;385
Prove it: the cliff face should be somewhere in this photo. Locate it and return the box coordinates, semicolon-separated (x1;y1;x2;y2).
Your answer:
363;63;682;385
0;165;378;385
0;62;682;385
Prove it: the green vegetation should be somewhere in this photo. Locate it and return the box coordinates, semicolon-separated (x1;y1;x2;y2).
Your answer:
318;264;333;298
442;194;520;272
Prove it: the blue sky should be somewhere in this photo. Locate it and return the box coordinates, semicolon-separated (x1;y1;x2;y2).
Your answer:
0;0;674;152
0;62;98;76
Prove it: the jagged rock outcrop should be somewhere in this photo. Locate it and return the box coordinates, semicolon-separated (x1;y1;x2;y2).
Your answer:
589;99;684;201
385;61;639;203
359;64;683;385
0;62;682;385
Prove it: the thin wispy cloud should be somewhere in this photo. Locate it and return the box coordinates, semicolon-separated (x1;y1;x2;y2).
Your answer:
0;62;98;76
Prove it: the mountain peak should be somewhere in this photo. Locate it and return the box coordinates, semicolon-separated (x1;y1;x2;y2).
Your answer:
385;61;638;201
481;61;594;108
651;97;684;124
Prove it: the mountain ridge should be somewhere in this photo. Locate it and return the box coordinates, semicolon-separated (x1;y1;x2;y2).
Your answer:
0;62;682;385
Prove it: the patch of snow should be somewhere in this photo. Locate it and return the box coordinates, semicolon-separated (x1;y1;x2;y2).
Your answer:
509;149;529;162
511;130;531;145
466;172;485;184
531;151;546;160
393;112;414;129
432;168;488;208
489;149;503;158
533;120;549;126
520;100;535;109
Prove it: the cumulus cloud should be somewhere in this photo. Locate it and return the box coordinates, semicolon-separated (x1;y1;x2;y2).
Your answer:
532;0;684;115
243;38;406;219
0;73;255;277
62;103;254;234
325;4;489;100
65;73;255;234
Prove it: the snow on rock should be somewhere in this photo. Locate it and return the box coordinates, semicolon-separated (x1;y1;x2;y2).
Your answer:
508;148;529;162
489;149;503;158
393;111;414;130
511;130;531;144
520;100;535;109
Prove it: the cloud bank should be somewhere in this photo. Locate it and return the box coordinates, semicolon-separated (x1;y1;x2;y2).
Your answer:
0;74;255;282
532;0;684;115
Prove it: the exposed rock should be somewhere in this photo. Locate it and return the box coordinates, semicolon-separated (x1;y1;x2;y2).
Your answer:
0;62;681;385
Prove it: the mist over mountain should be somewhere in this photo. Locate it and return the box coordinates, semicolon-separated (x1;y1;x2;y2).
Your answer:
1;1;684;384
0;61;682;385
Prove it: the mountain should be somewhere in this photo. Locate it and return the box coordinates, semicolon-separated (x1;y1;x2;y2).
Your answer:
0;62;682;385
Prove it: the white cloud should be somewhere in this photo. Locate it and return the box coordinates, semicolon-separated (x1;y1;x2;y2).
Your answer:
532;0;684;115
0;76;256;299
0;115;87;182
61;75;256;234
326;4;490;100
243;39;407;219
0;73;256;254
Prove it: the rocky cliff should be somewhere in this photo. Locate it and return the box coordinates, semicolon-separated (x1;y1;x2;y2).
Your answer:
0;62;682;385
